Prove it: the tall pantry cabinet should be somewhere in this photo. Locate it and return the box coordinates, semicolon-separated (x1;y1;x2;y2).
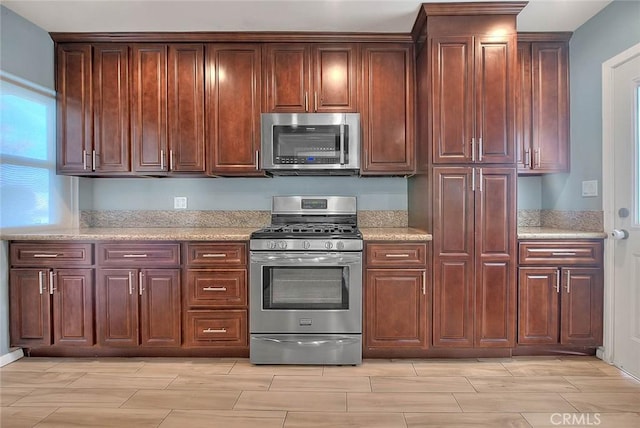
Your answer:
412;2;525;349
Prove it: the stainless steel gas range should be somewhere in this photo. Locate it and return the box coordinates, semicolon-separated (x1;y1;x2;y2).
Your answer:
249;196;363;365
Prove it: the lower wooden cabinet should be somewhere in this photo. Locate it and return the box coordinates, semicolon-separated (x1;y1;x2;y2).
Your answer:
184;310;247;347
96;268;181;347
518;240;604;348
364;242;429;353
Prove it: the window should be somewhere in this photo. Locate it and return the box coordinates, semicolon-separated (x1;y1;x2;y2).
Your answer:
0;72;76;230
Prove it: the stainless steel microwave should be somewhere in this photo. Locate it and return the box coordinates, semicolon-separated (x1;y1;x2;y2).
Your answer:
260;113;360;175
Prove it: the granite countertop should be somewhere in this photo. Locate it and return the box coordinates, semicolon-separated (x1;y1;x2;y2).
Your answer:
517;227;608;240
2;227;433;242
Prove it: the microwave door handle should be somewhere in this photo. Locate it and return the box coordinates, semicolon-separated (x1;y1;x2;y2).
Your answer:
339;123;345;165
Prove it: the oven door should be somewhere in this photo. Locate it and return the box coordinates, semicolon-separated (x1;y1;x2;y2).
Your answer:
249;251;362;334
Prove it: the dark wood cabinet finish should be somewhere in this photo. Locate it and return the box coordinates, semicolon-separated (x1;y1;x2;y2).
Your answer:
9;269;52;347
184;310;248;347
96;242;180;267
139;269;181;347
517;240;603;347
364;243;428;353
186;269;247;307
11;243;93;267
433;167;516;348
56;44;92;174
96;268;139;346
207;44;262;175
92;44;130;173
185;242;247;266
360;43;415;174
264;43;357;113
516;34;570;173
52;269;94;346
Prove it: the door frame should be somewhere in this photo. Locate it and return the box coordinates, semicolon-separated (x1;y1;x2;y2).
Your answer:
600;42;640;364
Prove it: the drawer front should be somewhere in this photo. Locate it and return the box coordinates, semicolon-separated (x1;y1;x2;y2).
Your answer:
184;310;247;347
519;241;603;266
97;243;180;267
10;243;93;267
186;269;247;307
366;243;427;267
185;243;246;267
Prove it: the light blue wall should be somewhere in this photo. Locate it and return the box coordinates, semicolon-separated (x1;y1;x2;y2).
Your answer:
0;5;55;358
80;176;408;211
541;0;640;210
517;176;542;209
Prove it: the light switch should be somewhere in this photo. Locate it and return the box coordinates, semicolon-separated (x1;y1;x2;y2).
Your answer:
174;196;187;209
582;180;598;197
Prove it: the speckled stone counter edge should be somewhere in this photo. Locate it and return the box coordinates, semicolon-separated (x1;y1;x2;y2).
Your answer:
518;209;603;232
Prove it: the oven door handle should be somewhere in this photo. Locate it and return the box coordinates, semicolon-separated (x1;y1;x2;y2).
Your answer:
254;336;360;346
250;254;362;265
339;122;346;165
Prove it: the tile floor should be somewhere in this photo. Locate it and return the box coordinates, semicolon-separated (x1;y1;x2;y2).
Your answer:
1;356;639;427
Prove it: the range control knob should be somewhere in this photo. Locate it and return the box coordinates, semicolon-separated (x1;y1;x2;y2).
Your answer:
277;241;288;249
325;241;333;250
268;241;277;249
336;241;345;250
303;240;311;250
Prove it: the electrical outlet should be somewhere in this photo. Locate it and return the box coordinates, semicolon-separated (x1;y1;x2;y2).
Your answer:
582;180;598;197
174;196;187;209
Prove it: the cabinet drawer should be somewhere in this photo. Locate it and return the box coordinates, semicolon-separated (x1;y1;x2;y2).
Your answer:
185;269;247;307
184;310;247;347
185;243;246;267
519;241;603;266
10;243;93;267
366;243;427;267
97;243;180;267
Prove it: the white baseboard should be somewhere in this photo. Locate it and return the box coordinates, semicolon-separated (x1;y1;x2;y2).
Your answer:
0;348;24;367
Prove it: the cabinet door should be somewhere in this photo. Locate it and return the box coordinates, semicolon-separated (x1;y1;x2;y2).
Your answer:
360;44;415;174
53;269;94;346
560;268;603;346
475;167;516;347
312;44;357;112
9;269;51;346
431;36;474;164
475;35;515;164
131;44;168;173
531;42;569;172
432;167;475;347
518;267;559;345
263;44;310;112
56;44;92;174
515;42;532;171
168;44;206;173
208;44;262;175
96;269;139;346
92;44;130;173
139;269;181;347
365;269;427;349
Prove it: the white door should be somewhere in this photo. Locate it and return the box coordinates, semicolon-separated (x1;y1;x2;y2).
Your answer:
604;44;640;378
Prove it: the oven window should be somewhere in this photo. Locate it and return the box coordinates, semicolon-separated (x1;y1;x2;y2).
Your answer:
263;266;349;310
272;125;349;162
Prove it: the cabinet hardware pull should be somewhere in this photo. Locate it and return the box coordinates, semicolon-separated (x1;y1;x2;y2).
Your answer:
203;328;227;334
551;252;577;256
528;276;548;279
203;286;227;291
478;137;483;161
479;168;483;192
38;271;44;295
314;92;318;112
524;148;530;167
169;150;174;171
566;269;571;293
555;270;560;293
304;92;309;112
83;150;88;170
535;148;541;168
160;149;165;170
471;138;476;162
202;253;226;258
255;150;260;170
128;271;133;295
139;272;144;295
364;149;368;169
385;254;410;258
49;271;55;295
33;254;59;258
422;270;426;295
92;150;96;171
472;167;476;192
123;254;148;258
339;123;345;165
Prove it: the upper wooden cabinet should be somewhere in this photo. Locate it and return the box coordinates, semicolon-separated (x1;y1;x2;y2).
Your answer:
360;43;415;174
263;43;358;112
207;44;263;175
516;33;571;174
57;43;130;175
131;44;206;175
